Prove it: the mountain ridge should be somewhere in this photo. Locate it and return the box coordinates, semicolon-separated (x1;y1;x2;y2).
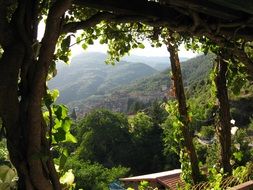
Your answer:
48;52;159;104
49;52;214;116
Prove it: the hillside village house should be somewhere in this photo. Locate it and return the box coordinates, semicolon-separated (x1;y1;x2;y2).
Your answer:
120;169;183;190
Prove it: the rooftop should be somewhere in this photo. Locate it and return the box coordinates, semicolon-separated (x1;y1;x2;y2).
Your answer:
120;169;183;190
120;169;181;181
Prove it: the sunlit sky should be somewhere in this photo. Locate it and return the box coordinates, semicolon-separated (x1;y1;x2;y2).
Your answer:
38;22;198;59
70;40;198;58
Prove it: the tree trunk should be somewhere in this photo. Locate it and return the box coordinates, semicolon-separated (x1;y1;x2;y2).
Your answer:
0;0;71;189
166;39;202;184
214;55;232;174
0;30;60;190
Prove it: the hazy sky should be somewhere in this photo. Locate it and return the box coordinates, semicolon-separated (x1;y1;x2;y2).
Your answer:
70;40;198;58
38;22;198;58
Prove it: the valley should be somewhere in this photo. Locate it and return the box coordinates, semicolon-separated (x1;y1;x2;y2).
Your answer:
49;52;212;116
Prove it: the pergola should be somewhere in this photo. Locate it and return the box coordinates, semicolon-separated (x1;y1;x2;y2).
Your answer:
72;0;253;73
74;0;253;40
0;1;253;189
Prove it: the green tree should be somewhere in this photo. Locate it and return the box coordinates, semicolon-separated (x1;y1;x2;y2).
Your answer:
147;101;168;126
75;109;166;175
232;129;253;167
129;112;165;174
129;112;153;139
65;157;129;190
76;109;133;168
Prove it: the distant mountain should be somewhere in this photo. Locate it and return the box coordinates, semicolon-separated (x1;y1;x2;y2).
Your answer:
48;52;158;104
123;55;188;71
66;54;214;115
116;54;214;95
51;52;253;128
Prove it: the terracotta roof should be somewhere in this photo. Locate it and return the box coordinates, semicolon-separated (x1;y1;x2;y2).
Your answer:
120;169;183;190
157;174;184;190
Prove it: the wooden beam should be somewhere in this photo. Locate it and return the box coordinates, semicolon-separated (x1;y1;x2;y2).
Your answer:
74;0;185;19
163;0;243;20
229;180;253;190
207;0;253;15
73;0;253;41
73;0;193;31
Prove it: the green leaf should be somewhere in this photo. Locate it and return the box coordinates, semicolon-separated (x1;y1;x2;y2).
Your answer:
53;119;62;129
231;77;246;95
65;133;77;143
76;36;82;44
0;165;16;183
54;105;68;120
59;149;68;170
155;42;162;47
47;61;57;80
51;89;60;101
87;38;94;45
59;55;69;63
44;89;59;107
43;111;50;124
62;118;72;132
82;43;88;50
233;151;243;161
60;169;75;185
61;36;71;51
138;43;145;49
172;121;179;128
54;128;66;142
132;43;138;48
99;38;106;44
54;106;63;120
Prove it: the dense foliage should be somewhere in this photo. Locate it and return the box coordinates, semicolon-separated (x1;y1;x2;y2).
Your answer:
1;1;253;188
1;50;253;189
65;107;175;189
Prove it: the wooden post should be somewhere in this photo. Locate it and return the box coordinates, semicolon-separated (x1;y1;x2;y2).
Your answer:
166;36;202;183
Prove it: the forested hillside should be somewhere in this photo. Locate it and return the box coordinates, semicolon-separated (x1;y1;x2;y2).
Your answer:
48;52;159;104
66;54;214;116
